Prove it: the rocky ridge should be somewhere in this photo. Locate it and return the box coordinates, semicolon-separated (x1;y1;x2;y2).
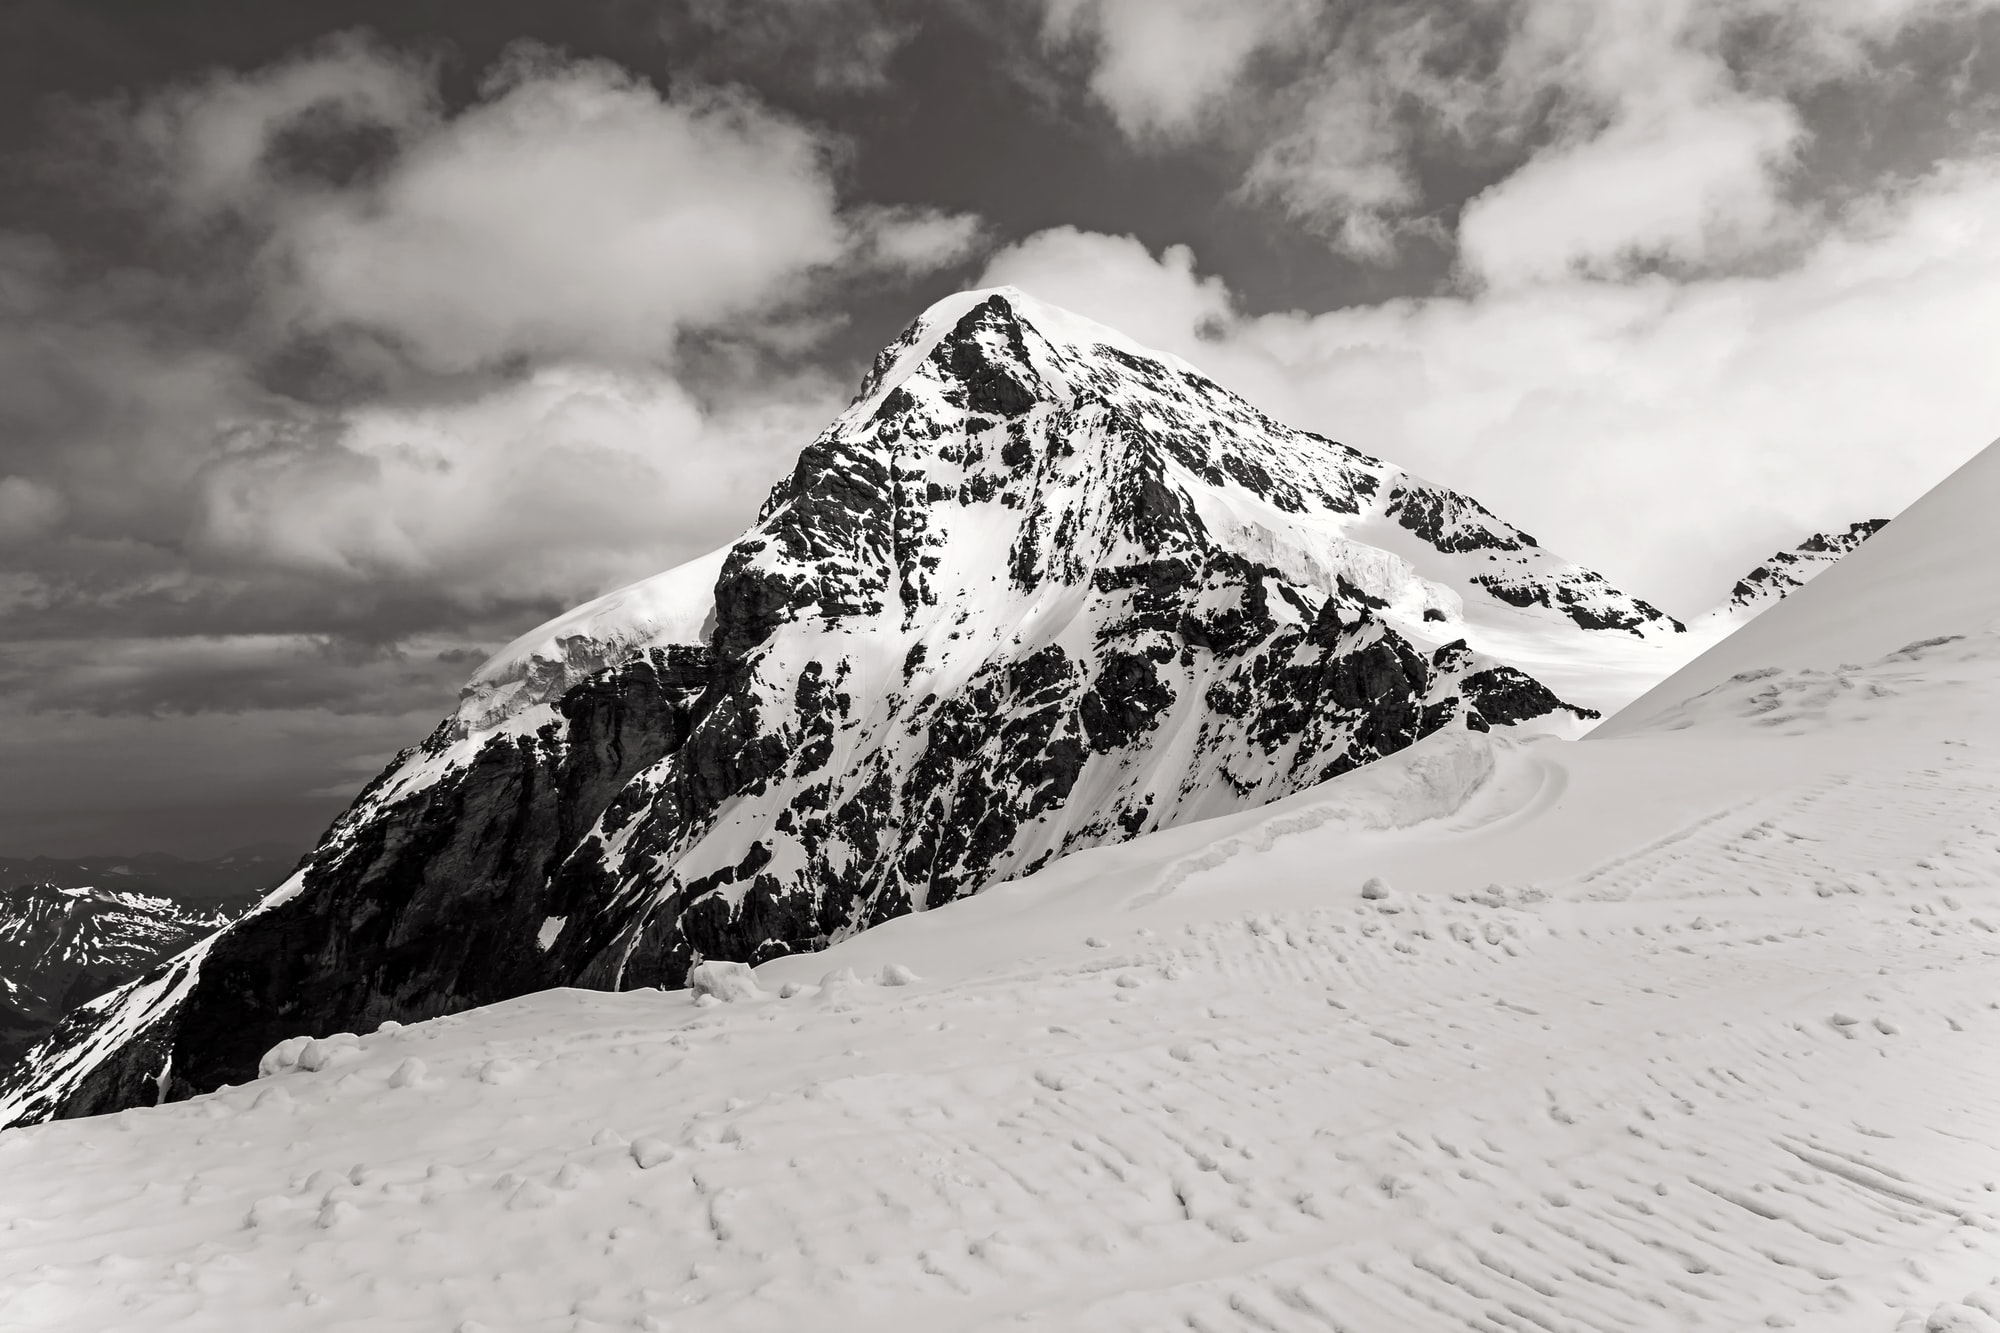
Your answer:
2;288;1687;1126
1725;519;1891;617
0;885;235;1071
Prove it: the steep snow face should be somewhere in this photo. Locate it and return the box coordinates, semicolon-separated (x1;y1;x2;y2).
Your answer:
455;545;729;736
3;288;1685;1125
1602;440;1999;736
0;886;232;1070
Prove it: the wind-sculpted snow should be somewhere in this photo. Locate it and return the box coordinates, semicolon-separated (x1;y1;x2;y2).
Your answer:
12;611;2000;1331
3;288;1683;1126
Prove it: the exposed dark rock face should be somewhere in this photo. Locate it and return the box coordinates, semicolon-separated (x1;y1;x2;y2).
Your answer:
1727;518;1890;613
1471;570;1685;635
3;289;1674;1127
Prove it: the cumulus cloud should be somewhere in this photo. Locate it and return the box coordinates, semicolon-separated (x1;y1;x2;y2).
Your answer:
1038;0;1314;138
983;226;1232;333
120;37;976;372
980;163;2000;612
1456;89;1803;285
1048;0;2000;271
0;35;978;727
191;365;842;610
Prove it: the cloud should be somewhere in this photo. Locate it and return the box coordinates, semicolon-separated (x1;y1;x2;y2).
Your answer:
1457;87;1803;285
0;633;464;717
664;0;922;92
979;161;2000;612
121;37;977;373
983;226;1232;333
0;700;431;857
0;477;65;546
1038;0;1313;139
850;205;988;274
1045;0;2000;270
123;32;434;217
0;35;981;727
190;364;843;611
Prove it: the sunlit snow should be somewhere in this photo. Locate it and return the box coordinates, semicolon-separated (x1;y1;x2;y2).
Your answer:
3;440;1998;1331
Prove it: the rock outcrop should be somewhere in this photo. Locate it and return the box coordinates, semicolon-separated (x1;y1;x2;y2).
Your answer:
1724;519;1891;617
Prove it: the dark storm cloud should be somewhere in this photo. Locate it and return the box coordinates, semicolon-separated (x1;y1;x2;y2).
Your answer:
0;634;469;718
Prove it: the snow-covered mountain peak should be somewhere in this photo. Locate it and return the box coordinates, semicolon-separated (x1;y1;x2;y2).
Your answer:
846;286;1207;419
4;289;1703;1127
459;290;1683;745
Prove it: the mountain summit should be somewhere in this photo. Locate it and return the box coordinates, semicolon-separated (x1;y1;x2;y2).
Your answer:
3;288;1685;1125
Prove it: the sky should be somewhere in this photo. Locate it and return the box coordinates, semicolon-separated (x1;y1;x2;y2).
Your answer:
3;0;1999;858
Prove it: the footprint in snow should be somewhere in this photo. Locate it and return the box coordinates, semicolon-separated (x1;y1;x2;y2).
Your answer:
243;1195;290;1229
315;1199;362;1229
1922;1305;2000;1333
631;1137;676;1169
506;1179;559;1211
252;1085;294;1113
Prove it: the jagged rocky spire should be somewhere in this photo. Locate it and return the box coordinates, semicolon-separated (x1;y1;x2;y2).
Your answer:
1725;519;1891;616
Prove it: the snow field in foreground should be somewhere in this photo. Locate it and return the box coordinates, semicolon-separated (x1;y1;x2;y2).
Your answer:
6;637;2000;1330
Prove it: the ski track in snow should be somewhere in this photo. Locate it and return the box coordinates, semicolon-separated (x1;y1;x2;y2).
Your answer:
7;677;2000;1332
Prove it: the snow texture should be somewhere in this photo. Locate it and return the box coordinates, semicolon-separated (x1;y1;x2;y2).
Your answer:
3;440;2000;1330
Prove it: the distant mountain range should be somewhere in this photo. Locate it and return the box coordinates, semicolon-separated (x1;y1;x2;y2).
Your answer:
0;846;299;908
0;850;284;1070
0;885;240;1069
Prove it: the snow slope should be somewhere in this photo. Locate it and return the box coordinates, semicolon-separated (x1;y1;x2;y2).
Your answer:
5;455;2000;1331
1602;440;1998;735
